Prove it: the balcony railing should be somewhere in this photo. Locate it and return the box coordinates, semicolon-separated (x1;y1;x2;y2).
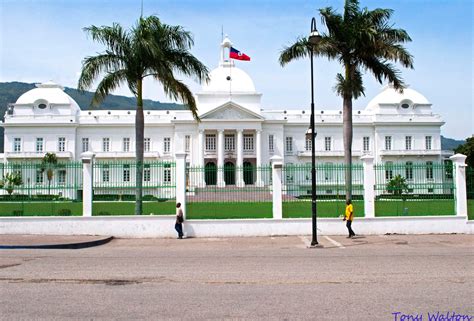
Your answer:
6;151;73;159
379;149;446;156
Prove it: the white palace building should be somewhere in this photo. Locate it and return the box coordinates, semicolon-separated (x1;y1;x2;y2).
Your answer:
1;37;452;189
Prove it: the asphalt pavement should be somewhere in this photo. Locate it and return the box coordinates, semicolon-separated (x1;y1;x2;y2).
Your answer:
0;234;473;320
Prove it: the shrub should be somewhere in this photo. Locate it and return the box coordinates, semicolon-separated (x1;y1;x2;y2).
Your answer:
12;210;23;216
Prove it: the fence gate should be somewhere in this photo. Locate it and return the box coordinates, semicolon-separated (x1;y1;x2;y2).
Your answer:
186;165;272;219
0;161;83;216
92;160;176;215
467;166;473;218
374;162;455;216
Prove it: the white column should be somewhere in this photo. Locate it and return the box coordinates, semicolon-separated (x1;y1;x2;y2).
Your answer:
198;130;206;187
361;155;375;218
255;129;264;187
217;130;225;187
450;154;468;217
175;152;187;218
236;129;244;187
81;151;95;217
271;155;283;219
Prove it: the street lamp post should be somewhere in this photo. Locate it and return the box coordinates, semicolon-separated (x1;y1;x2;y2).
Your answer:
309;17;322;246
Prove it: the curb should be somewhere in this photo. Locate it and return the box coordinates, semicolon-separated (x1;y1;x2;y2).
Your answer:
0;236;114;250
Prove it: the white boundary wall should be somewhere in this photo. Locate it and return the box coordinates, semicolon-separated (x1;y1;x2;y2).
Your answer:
0;216;470;238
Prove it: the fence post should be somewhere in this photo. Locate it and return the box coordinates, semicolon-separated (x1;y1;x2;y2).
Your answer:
81;151;95;217
271;155;283;219
450;153;467;217
175;152;187;218
361;155;375;218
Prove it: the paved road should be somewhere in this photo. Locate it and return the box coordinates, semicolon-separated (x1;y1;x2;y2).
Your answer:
0;235;473;320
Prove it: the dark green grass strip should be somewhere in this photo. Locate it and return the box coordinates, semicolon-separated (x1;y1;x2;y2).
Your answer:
283;200;365;218
468;200;474;220
375;200;455;216
186;202;272;219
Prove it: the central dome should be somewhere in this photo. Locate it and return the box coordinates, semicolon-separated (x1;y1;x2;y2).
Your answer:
201;63;256;93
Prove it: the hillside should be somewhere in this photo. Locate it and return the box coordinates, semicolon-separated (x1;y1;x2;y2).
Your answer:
0;81;186;152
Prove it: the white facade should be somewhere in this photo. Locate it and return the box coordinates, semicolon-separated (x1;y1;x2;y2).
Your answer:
1;37;451;182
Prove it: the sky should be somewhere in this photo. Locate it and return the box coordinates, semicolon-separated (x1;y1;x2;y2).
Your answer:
0;0;472;139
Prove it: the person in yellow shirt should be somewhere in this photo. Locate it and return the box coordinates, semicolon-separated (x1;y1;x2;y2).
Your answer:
343;199;356;238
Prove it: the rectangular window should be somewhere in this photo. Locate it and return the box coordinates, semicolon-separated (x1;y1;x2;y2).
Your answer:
185;135;191;153
405;136;412;150
385;162;393;180
444;160;453;179
102;138;110;152
58;170;66;185
144;164;151;182
82;138;89;153
123;137;130;152
164;164;172;183
13;138;21;152
36;170;43;184
144;138;151;152
325;137;332;151
58;137;66;152
268;135;274;153
426;161;433;180
285;137;293;154
425;136;432;150
324;162;333;181
36;138;44;153
385;136;392;150
405;161;413;180
224;134;235;151
243;134;254;151
285;162;294;183
163;137;171;154
363;136;370;152
102;165;110;182
123;164;130;182
205;134;216;151
305;137;311;151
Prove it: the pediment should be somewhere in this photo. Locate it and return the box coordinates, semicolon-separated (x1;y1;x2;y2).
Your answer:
200;102;263;120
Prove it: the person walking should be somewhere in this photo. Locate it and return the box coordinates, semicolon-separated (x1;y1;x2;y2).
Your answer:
343;199;356;238
175;202;184;239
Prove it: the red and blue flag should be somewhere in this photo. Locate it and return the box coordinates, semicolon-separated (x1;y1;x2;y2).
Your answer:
230;47;251;61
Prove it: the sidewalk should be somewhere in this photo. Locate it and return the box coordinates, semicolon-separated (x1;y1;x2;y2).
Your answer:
0;234;113;249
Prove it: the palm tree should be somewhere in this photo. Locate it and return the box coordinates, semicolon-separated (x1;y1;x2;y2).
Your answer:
41;152;58;195
78;16;209;215
279;0;413;202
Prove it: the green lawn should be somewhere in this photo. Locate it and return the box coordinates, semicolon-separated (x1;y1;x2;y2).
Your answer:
186;202;272;219
375;199;455;216
0;199;466;219
468;200;474;220
283;200;365;218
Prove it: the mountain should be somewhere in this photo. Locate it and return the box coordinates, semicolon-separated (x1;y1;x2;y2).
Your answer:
0;81;186;152
441;136;465;151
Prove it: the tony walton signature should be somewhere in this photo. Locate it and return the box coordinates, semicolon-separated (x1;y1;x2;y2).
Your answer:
392;311;473;321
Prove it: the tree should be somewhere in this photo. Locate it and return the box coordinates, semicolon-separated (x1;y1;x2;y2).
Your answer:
78;15;209;215
279;0;413;202
0;172;23;195
386;174;408;197
41;152;58;195
454;136;474;168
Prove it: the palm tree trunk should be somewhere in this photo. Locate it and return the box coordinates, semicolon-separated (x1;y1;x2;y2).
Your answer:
135;78;144;215
343;93;353;202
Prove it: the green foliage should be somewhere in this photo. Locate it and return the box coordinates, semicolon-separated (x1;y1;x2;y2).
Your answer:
386;174;409;196
57;209;72;216
454;136;474;168
1;172;23;195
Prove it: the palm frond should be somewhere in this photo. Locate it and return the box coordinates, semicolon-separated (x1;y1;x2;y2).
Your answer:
91;70;128;106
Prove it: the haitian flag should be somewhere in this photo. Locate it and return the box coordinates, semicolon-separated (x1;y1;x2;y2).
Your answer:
230;47;251;61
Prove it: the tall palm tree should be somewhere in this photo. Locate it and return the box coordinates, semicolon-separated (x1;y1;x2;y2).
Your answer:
41;152;58;195
78;15;208;215
279;0;413;201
